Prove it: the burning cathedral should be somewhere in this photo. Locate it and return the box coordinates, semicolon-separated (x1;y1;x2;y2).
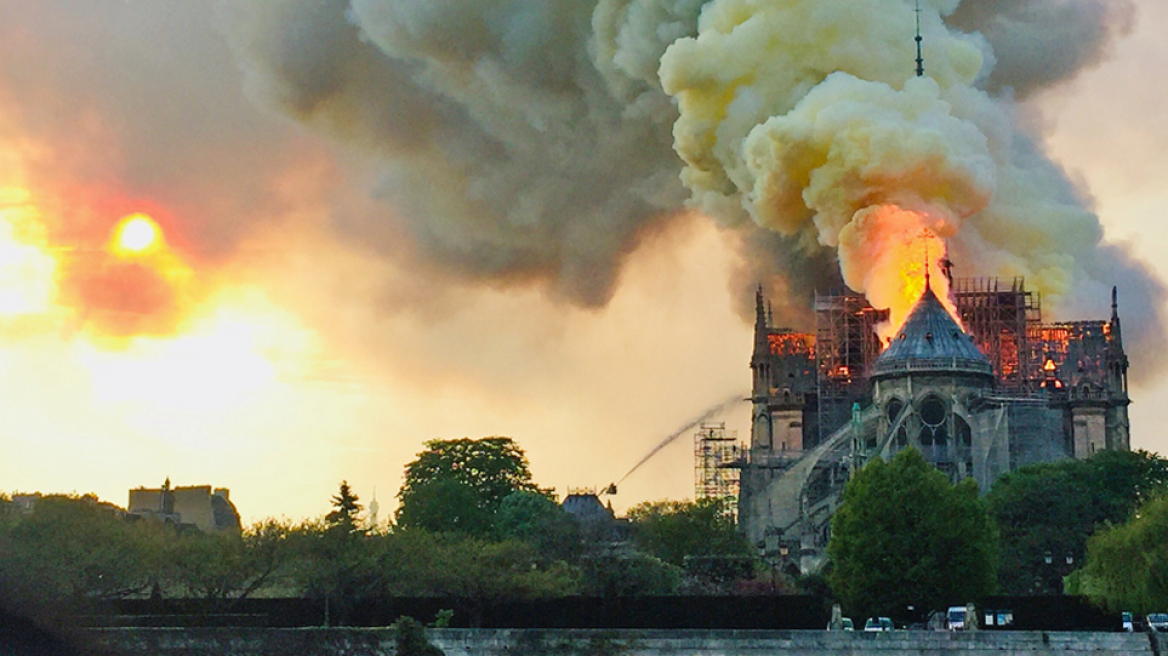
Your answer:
739;270;1130;574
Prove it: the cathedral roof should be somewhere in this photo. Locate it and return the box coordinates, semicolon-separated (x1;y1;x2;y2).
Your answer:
871;284;993;378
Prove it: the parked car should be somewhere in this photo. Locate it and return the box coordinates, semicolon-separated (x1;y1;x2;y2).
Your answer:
864;617;894;632
947;606;968;631
1122;612;1134;632
1147;613;1168;631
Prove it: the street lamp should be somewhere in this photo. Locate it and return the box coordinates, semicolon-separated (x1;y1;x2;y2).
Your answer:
1041;551;1074;594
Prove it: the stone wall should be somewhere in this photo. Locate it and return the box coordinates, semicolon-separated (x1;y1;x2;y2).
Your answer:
87;627;1156;656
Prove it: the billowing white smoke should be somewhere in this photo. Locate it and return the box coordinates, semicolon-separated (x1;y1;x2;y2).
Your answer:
220;0;1166;380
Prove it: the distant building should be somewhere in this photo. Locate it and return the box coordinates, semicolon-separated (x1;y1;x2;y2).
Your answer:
10;493;40;514
368;488;380;532
128;479;241;533
562;491;616;525
562;489;628;546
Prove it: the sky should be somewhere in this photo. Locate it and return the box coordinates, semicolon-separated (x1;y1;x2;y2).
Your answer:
0;0;1165;524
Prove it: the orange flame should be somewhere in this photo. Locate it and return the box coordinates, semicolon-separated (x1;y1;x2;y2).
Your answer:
837;205;964;345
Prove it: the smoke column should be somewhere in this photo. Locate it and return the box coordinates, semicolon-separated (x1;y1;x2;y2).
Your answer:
615;392;746;485
221;0;1167;381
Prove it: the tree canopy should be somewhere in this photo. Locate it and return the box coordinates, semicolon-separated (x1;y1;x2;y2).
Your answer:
626;497;750;568
0;495;157;602
986;449;1168;594
396;437;539;534
828;448;997;619
1068;491;1168;613
494;490;582;561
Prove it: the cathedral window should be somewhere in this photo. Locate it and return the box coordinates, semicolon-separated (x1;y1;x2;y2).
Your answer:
917;395;949;454
956;416;972;448
919;395;946;426
886;398;904;425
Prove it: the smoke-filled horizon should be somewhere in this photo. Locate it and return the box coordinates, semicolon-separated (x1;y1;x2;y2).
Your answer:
222;0;1166;380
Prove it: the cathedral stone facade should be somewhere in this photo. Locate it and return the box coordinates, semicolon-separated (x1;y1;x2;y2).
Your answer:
739;277;1130;574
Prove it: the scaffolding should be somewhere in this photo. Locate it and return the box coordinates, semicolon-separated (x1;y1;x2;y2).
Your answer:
695;422;741;519
952;277;1041;388
813;292;888;446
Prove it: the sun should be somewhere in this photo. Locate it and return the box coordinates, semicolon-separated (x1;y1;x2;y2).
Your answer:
113;214;162;255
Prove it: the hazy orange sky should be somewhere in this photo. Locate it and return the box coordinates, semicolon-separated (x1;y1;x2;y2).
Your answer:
0;0;1166;524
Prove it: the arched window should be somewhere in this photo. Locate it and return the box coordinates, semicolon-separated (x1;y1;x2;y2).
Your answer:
886;398;904;425
917;395;948;454
956;415;972;448
932;423;948;446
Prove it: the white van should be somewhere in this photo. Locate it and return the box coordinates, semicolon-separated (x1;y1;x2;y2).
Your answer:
947;606;968;631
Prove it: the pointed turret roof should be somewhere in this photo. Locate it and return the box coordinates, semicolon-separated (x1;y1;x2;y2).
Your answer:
872;285;993;378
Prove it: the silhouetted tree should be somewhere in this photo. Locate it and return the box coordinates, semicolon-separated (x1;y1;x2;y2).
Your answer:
325;481;363;536
494;490;582;561
0;495;155;602
626;497;750;567
987;449;1168;594
162;518;293;600
829;449;997;619
1068;491;1168;613
392;616;444;656
397;437;538;534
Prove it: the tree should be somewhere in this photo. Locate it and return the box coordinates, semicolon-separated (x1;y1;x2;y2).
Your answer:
1068;492;1168;613
397;437;539;534
392;616;444;656
986;449;1168;594
399;479;495;536
626;497;751;568
162;518;293;600
326;481;363;536
828;449;997;619
578;552;681;597
0;495;155;602
494;490;582;561
289;519;381;626
375;530;578;601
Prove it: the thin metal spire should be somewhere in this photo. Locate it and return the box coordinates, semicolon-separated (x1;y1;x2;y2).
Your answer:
924;237;931;289
915;0;924;77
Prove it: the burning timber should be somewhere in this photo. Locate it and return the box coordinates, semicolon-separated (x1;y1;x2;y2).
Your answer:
740;277;1130;574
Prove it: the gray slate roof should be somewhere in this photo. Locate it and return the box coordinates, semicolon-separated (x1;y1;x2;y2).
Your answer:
872;285;993;378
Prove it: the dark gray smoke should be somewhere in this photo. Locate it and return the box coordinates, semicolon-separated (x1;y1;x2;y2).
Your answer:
946;0;1136;99
218;0;1166;381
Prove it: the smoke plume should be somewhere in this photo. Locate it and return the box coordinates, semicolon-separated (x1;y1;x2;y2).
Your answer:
221;0;1167;379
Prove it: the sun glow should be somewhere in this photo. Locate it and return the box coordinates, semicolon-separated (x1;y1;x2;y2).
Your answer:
113;214;162;255
0;187;57;318
76;291;315;417
0;180;320;426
